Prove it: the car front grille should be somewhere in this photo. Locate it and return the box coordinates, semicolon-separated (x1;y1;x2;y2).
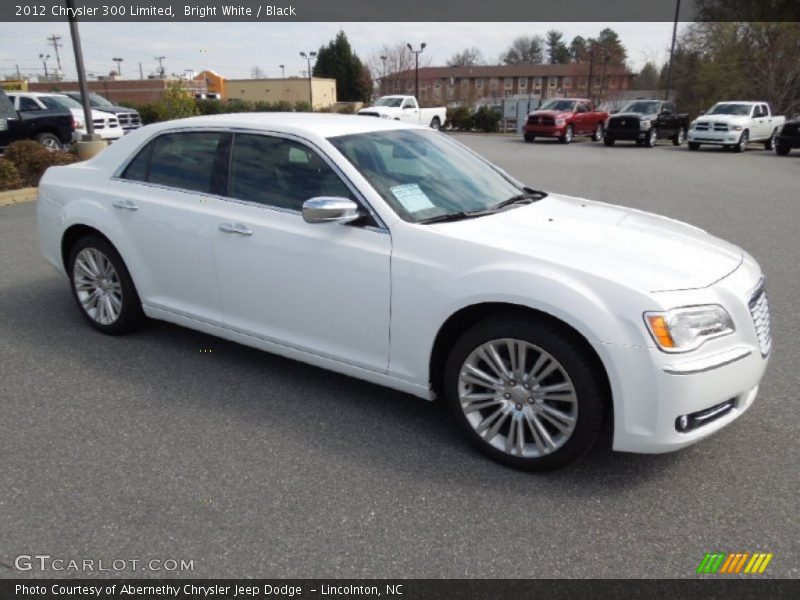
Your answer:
527;115;555;126
116;112;142;127
694;121;728;132
609;116;639;130
748;280;772;357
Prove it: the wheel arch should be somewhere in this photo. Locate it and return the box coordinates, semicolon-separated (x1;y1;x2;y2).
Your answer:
61;224;115;272
428;302;612;409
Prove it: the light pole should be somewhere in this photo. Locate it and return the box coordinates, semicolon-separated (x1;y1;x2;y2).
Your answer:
406;43;426;100
380;55;387;95
299;51;316;108
39;54;50;78
65;0;97;144
664;0;681;100
113;57;123;77
279;64;285;77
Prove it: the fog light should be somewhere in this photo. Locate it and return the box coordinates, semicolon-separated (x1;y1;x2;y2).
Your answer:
677;415;690;432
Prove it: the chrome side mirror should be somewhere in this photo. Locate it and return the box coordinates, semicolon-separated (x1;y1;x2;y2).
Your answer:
302;197;360;224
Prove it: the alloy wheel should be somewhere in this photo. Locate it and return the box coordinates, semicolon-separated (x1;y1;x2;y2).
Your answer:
73;247;124;325
457;338;578;458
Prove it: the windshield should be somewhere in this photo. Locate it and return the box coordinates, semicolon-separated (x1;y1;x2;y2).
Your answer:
539;100;576;112
89;93;114;107
38;95;81;110
620;101;660;114
707;103;752;116
374;97;404;107
329;129;525;223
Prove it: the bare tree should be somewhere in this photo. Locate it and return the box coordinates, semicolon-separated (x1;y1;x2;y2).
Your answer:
501;35;545;65
447;47;484;67
366;43;432;96
250;65;266;79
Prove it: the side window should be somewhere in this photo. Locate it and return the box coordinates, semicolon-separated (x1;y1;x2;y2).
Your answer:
19;97;40;111
121;132;224;193
146;132;223;193
760;104;769;117
229;134;353;211
576;103;587;113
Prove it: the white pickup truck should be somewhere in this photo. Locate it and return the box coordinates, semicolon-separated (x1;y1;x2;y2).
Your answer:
358;95;447;130
688;101;785;152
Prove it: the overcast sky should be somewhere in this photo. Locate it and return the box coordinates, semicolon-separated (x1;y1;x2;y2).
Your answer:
0;21;685;81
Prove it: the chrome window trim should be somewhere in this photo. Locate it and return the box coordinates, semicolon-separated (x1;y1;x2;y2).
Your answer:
110;125;389;233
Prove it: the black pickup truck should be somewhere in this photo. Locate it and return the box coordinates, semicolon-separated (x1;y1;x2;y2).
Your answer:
603;99;691;148
0;89;73;151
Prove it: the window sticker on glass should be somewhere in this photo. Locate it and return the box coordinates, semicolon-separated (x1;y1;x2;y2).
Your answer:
0;118;7;131
390;183;435;213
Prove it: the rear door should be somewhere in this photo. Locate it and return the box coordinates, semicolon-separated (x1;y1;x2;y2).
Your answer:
0;91;20;148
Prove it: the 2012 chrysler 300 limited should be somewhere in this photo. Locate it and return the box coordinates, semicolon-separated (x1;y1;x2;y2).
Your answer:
37;114;772;470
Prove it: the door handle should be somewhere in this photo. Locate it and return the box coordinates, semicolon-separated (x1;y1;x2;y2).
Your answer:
112;199;138;211
219;222;253;236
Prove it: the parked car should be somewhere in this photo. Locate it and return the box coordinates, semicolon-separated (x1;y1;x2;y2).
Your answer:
523;98;608;144
688;102;786;152
0;88;73;151
774;118;800;155
358;95;446;130
62;91;142;134
604;100;690;147
7;92;124;143
38;114;771;471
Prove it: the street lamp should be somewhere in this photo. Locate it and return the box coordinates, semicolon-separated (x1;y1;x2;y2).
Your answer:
380;55;387;95
406;43;426;100
664;0;682;101
299;51;317;108
39;53;50;78
113;57;123;77
279;64;285;78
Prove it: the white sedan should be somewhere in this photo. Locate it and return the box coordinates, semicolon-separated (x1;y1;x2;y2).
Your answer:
37;113;771;470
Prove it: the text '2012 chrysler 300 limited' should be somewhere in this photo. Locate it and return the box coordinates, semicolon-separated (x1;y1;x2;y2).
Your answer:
37;113;771;470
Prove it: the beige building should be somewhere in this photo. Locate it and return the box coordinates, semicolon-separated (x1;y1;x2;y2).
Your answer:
225;77;337;109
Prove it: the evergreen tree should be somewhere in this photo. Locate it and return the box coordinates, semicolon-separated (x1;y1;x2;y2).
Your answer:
313;31;372;103
545;30;570;64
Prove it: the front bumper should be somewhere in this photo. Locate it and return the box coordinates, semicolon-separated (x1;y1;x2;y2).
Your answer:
599;256;770;454
72;127;125;142
776;132;800;149
524;124;566;137
687;130;742;145
605;128;648;141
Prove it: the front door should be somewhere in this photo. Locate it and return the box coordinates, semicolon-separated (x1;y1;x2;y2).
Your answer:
212;132;392;373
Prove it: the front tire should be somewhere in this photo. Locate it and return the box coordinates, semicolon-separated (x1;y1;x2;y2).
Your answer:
68;235;144;335
443;315;607;471
764;129;776;151
603;136;615;146
560;125;574;144
775;143;791;156
644;127;658;147
735;130;749;153
524;134;535;143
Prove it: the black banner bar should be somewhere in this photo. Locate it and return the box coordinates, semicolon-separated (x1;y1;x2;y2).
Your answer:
2;0;800;23
2;579;800;600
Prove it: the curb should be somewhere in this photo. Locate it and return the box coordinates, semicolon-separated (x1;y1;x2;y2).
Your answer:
0;187;38;207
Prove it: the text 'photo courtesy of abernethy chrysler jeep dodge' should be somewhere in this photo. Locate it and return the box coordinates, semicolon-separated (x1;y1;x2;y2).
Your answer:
37;113;772;471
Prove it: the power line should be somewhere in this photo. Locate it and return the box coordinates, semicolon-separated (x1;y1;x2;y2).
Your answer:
46;34;64;71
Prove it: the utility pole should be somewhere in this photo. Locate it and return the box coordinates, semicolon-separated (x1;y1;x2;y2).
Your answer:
407;43;426;100
299;51;316;108
154;56;166;78
15;64;21;80
587;49;595;102
139;62;143;80
664;0;681;101
113;57;123;77
47;34;63;72
380;55;387;95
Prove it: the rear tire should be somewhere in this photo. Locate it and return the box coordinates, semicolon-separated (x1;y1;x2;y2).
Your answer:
36;132;62;152
68;235;145;335
688;142;700;151
764;129;776;151
443;314;607;471
430;116;441;130
672;127;686;146
592;123;603;142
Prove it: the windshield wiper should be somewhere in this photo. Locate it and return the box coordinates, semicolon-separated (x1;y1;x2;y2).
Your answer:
417;189;547;225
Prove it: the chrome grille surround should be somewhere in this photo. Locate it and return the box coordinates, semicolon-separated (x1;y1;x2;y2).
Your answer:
748;279;772;357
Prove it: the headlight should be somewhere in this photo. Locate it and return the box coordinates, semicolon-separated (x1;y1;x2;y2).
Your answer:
644;305;734;352
640;120;651;130
689;121;697;130
74;120;85;129
730;124;743;131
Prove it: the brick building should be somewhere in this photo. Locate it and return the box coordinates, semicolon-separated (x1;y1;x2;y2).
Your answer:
29;78;207;104
382;63;634;105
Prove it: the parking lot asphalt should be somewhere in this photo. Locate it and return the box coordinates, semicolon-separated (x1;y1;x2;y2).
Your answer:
1;135;798;579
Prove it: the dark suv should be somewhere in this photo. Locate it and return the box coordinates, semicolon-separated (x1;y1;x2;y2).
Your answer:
63;92;142;133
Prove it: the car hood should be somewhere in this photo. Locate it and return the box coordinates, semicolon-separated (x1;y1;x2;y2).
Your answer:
530;109;572;118
69;108;117;121
697;114;749;124
359;106;396;114
611;111;656;120
429;193;742;293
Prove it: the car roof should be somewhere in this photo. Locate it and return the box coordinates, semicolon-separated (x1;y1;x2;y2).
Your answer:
15;92;67;97
154;112;427;139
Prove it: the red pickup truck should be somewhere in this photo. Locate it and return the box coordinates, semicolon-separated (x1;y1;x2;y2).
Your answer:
523;98;609;144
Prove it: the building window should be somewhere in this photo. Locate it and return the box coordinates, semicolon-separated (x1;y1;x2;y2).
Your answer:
548;77;557;88
474;78;484;89
489;77;499;90
518;77;528;89
533;77;542;89
563;77;572;89
503;77;513;90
